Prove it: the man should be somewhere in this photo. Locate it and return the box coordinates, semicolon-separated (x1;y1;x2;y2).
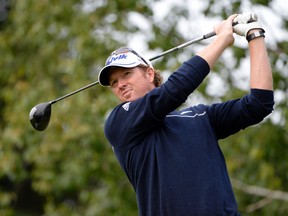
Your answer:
98;13;274;215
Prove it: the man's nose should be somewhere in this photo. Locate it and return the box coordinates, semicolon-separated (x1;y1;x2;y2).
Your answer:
117;78;127;89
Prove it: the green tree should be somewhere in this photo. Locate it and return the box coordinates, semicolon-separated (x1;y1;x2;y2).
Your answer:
0;0;287;215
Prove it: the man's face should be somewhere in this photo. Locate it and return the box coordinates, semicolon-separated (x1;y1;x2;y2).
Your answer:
108;66;155;102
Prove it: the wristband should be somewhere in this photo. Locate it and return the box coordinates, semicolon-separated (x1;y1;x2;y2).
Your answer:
246;30;265;42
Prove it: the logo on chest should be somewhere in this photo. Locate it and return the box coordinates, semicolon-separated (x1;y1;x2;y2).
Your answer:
122;102;131;111
166;110;206;118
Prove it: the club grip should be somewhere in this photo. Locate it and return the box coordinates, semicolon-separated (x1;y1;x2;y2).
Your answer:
203;31;216;39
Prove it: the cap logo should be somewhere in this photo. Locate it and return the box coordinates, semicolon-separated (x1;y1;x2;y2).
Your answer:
106;54;128;66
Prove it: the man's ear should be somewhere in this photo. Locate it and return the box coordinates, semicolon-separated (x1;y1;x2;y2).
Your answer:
146;67;155;83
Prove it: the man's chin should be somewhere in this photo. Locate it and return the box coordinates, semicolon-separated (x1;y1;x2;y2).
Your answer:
123;92;133;100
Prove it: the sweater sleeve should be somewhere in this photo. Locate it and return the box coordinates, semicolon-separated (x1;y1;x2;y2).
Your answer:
207;89;274;139
105;55;210;150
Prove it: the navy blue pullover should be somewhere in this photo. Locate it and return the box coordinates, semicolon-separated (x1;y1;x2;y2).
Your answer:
104;55;274;216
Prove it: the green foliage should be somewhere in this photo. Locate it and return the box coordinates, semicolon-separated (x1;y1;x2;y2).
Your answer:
251;0;270;6
0;0;287;215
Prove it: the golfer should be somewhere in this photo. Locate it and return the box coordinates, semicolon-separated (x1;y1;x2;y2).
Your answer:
98;14;274;215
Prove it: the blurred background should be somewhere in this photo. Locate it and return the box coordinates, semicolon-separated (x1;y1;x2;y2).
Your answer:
0;0;287;215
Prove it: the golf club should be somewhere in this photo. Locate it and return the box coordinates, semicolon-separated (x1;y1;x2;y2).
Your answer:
29;14;258;131
29;32;210;131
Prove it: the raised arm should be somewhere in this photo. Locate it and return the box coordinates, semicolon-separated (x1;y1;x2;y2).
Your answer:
233;13;273;90
248;29;273;90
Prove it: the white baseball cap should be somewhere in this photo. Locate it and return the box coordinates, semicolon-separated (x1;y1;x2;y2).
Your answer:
98;47;153;86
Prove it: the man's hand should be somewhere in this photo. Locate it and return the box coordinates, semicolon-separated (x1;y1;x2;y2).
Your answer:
233;13;264;37
214;14;238;47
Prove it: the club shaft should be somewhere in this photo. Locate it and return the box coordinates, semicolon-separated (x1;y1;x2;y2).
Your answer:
148;16;258;61
49;30;218;104
149;31;216;61
49;32;216;104
50;81;99;104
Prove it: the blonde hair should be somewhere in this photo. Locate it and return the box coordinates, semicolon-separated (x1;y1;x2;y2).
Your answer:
153;70;163;87
139;65;163;87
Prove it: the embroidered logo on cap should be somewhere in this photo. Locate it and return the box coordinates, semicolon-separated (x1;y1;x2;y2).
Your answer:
122;102;131;111
106;54;128;65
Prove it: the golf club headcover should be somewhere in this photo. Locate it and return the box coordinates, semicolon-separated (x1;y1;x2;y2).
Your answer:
233;13;264;38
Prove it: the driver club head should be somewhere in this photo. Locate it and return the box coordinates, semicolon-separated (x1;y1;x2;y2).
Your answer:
29;102;52;131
